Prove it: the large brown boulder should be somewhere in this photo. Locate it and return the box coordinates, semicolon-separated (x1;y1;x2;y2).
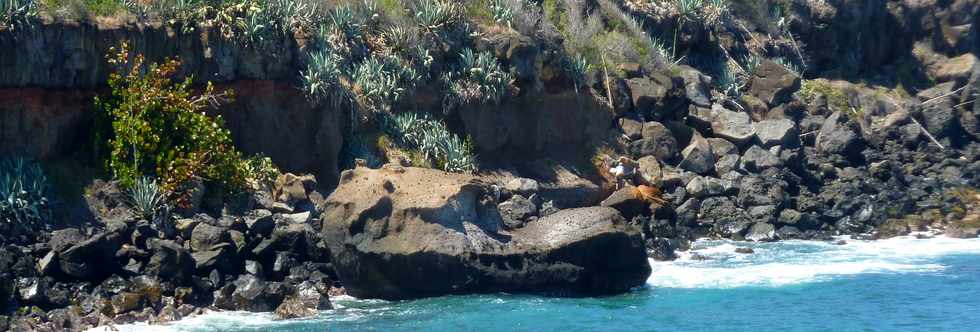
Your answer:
322;166;651;300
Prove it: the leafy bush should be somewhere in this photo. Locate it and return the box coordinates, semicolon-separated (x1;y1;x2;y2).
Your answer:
128;176;166;220
243;154;281;190
442;48;513;110
380;112;476;173
94;42;249;199
0;158;50;235
1;0;38;32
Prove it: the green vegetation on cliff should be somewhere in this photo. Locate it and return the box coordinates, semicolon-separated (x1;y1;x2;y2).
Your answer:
0;158;50;237
94;42;252;201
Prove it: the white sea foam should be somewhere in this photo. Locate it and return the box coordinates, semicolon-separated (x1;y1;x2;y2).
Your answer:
90;236;980;331
85;311;282;332
647;235;980;289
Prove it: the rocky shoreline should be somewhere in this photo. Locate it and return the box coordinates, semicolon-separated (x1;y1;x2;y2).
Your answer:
2;0;980;331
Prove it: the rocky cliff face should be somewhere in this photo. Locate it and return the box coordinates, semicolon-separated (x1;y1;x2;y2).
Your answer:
0;21;618;190
791;0;979;81
0;21;349;186
0;21;300;88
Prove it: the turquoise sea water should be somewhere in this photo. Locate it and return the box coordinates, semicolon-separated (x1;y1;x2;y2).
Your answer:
105;236;980;332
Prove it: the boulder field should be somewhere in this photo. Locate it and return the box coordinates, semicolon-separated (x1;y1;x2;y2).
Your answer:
321;166;651;300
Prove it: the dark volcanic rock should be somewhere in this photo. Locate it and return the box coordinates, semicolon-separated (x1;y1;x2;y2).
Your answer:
741;145;782;173
711;108;756;146
745;223;776;242
144;239;194;282
190;223;231;252
679;134;715;175
58;232;122;281
600;186;648;220
322;166;651;300
274;281;331;319
498;195;538;229
214;275;288;312
816;112;863;160
747;60;801;107
48;229;87;253
632;121;679;161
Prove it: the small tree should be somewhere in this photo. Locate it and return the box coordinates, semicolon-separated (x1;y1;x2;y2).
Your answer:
95;42;248;200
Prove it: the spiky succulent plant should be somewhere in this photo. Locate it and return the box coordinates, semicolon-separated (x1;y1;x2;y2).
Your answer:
0;158;50;234
0;0;38;32
128;176;166;221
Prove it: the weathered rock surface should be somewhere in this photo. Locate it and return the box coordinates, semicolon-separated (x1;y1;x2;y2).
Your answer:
632;121;679;161
711;107;756;146
322;166;651;300
747;60;802;107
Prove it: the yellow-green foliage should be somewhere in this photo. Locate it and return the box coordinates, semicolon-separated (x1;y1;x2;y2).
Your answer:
42;0;126;19
948;188;980;228
542;0;562;30
94;42;250;199
464;0;493;24
377;0;406;19
799;80;850;112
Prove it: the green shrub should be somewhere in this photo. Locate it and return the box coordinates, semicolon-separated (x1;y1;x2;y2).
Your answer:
94;42;249;200
243;154;281;190
83;0;124;16
41;0;126;20
0;158;51;235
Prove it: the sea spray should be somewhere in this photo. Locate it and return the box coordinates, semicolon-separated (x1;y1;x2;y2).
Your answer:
93;235;980;332
647;235;980;289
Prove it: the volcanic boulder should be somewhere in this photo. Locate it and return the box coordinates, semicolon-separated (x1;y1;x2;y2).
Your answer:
321;166;651;300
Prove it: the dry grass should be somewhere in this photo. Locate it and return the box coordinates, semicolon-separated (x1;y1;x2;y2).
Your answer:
632;185;667;204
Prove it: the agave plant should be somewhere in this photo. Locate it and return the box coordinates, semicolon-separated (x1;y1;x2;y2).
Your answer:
413;0;461;31
330;5;361;40
128;176;166;221
772;56;803;77
352;56;405;112
446;48;512;108
439;134;475;173
301;49;348;106
652;36;681;66
564;54;591;94
379;112;476;173
0;0;38;32
714;59;745;98
489;0;514;28
0;158;50;231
